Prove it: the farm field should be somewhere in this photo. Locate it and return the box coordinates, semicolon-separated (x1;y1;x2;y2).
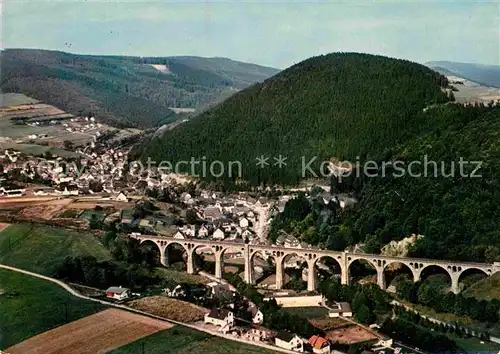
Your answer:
154;267;210;285
0;142;82;158
0;198;131;227
109;326;277;354
0;93;39;106
282;306;329;319
128;296;208;323
0;223;111;275
6;308;173;354
0;93;142;152
308;318;378;345
10;198;73;220
323;324;378;344
0;268;106;349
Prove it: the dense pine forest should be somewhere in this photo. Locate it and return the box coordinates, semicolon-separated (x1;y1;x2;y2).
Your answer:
270;105;500;262
143;52;450;184
349;105;500;262
268;105;500;262
0;49;279;128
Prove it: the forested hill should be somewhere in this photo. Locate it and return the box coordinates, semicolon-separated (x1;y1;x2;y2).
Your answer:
142;52;450;185
0;49;279;129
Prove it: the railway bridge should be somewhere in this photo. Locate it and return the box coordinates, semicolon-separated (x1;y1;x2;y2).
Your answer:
130;235;500;294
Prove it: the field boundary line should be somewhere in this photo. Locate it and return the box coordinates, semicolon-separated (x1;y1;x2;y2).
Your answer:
0;264;295;354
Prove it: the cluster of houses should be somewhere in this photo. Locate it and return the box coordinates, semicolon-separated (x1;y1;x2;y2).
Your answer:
23;116;103;142
102;280;398;354
0;182;26;197
0;144;183;198
0;147;129;196
202;307;342;354
309;190;358;211
171;192;273;243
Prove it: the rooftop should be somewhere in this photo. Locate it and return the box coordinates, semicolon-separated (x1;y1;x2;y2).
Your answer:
276;330;296;342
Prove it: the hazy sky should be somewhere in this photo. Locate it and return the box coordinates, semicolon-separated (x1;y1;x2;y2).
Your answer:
2;0;499;69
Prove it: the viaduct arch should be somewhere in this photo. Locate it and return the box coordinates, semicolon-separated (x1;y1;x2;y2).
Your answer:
132;235;500;294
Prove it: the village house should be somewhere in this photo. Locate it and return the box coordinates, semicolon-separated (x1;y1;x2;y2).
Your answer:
328;302;353;318
284;235;301;248
248;304;264;324
276;233;301;248
55;184;79;196
221;201;235;213
139;217;156;229
114;191;129;202
244;327;275;342
233;205;250;216
173;230;187;239
212;228;225;240
308;335;330;354
105;286;130;300
184;225;196;237
257;197;269;206
275;331;304;352
180;192;192;204
228;231;239;241
206;282;235;302
0;185;26;197
216;218;234;232
246;196;257;204
239;217;250;228
337;195;358;210
204;308;234;333
204;207;222;221
242;229;254;241
37;187;59;196
198;225;209;238
165;284;186;298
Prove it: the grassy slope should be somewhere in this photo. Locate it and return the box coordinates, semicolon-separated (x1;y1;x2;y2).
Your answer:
0;268;106;349
401;300;500;339
109;326;277;354
0;224;111;276
463;272;500;301
453;336;500;352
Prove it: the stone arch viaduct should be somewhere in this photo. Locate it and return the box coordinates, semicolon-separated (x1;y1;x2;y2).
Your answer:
131;235;500;294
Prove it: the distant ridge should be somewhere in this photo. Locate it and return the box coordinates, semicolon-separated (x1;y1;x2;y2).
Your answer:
426;61;500;88
0;49;280;129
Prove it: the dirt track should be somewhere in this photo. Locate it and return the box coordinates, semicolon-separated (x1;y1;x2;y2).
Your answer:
0;223;10;232
6;308;173;354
